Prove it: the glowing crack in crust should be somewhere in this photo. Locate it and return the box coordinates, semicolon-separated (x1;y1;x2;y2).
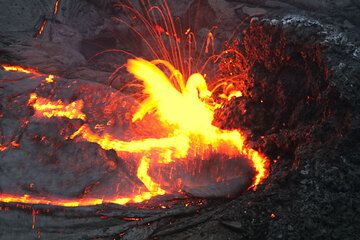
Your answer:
28;93;86;121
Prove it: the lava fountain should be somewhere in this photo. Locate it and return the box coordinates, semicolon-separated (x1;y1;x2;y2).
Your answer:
71;58;269;196
0;0;269;207
0;58;269;206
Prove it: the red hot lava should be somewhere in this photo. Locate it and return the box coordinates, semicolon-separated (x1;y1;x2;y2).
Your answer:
0;0;269;207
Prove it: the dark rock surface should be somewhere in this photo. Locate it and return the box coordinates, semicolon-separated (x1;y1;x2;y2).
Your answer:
0;0;359;239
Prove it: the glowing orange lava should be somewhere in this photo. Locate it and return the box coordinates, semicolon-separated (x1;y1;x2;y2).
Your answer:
28;93;86;121
0;1;270;207
127;59;268;188
0;58;268;206
2;64;55;84
34;0;59;37
71;58;268;194
0;155;165;207
37;20;47;36
0;145;7;152
2;64;40;75
53;0;60;16
45;74;55;83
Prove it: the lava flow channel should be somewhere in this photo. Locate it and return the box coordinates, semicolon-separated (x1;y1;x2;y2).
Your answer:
0;59;269;206
1;64;40;75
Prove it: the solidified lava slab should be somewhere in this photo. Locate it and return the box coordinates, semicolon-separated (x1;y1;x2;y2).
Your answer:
180;155;255;198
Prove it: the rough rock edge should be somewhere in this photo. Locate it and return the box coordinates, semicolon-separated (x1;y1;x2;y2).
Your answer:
259;14;360;107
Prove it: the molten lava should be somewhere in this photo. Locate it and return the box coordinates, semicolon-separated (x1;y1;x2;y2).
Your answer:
37;20;47;36
0;58;268;207
0;1;269;207
53;0;60;16
28;93;86;121
1;64;39;75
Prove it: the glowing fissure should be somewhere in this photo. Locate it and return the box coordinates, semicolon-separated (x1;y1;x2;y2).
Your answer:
2;64;40;75
37;20;47;36
2;64;56;84
28;93;86;121
53;0;60;16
